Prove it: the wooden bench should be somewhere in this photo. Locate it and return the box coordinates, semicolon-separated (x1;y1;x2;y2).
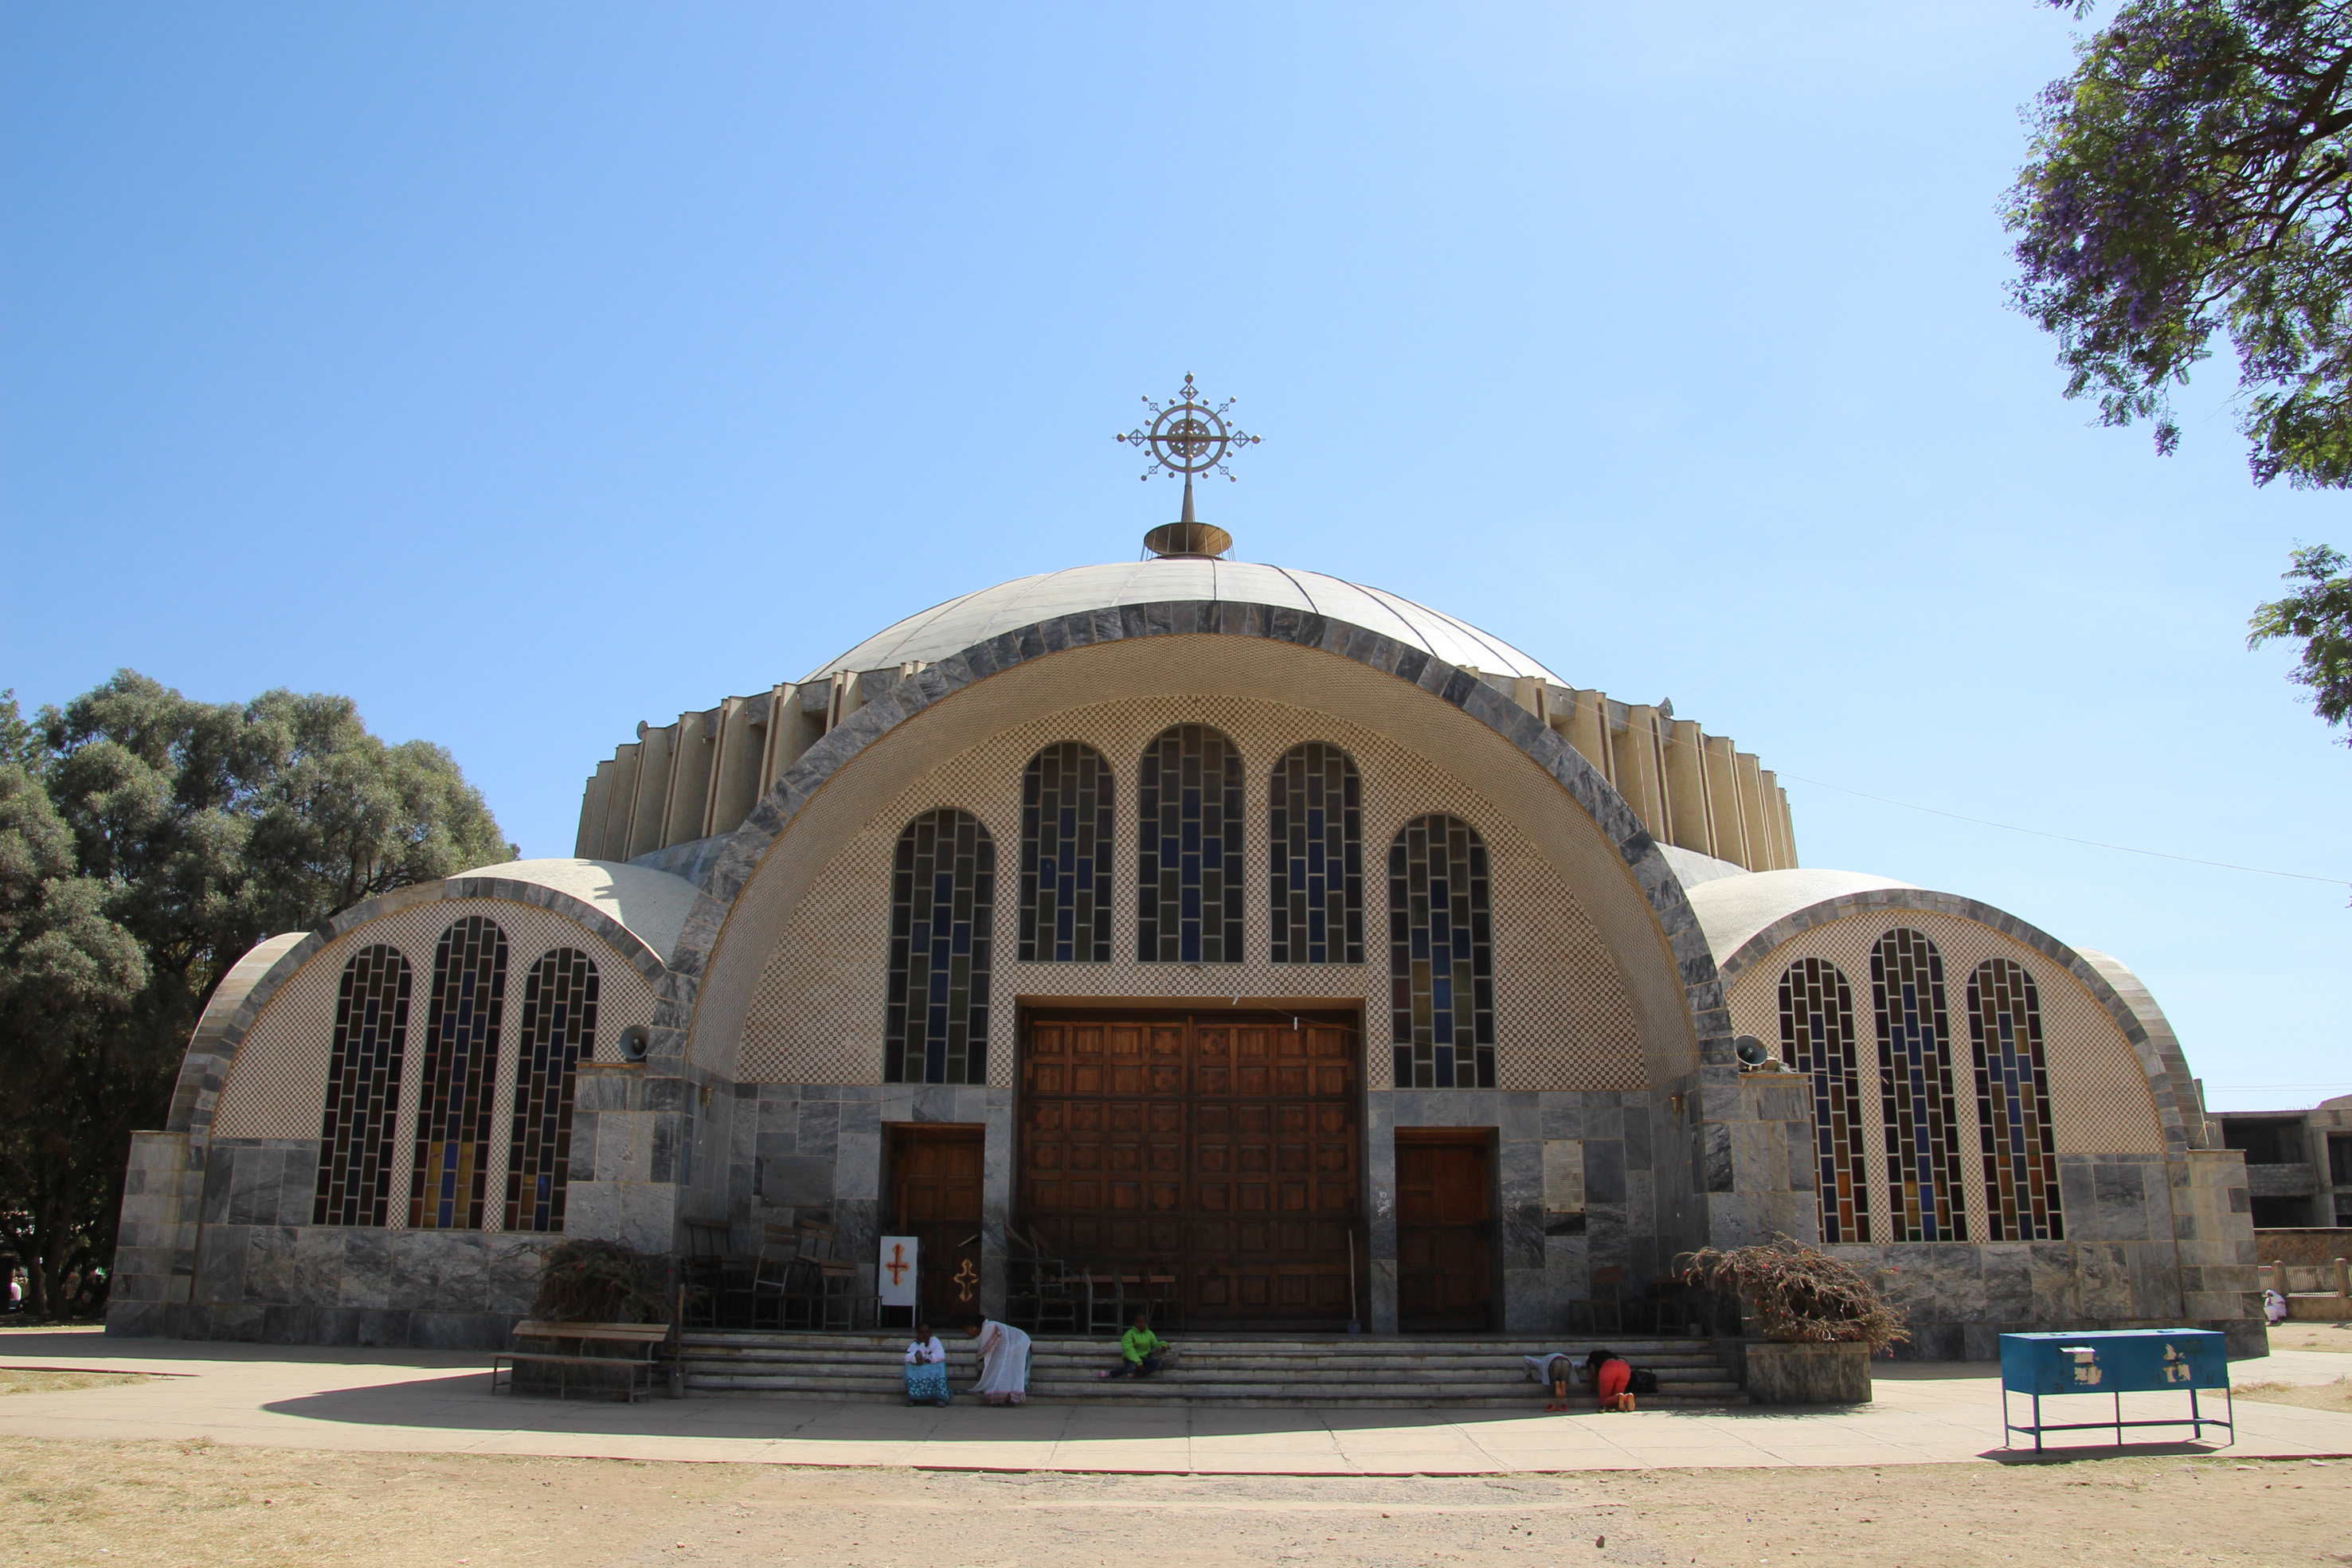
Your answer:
491;1320;670;1402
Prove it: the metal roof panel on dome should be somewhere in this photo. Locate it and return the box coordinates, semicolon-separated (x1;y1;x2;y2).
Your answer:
806;558;1561;683
1683;868;1923;968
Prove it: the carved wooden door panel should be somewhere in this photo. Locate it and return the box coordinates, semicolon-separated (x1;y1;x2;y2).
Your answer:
1022;1011;1360;1327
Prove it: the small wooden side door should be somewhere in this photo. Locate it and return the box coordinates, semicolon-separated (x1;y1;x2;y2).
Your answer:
1395;1128;1495;1331
888;1125;984;1326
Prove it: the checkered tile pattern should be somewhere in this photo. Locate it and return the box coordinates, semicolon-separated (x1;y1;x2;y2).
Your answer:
211;898;656;1231
739;694;1644;1091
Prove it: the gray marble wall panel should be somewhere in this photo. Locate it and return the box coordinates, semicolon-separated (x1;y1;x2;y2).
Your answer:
1364;1097;1399;1333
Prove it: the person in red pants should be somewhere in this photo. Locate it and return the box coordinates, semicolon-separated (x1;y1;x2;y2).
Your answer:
1584;1348;1635;1412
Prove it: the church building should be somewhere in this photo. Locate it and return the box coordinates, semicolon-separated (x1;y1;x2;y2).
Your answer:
105;475;2264;1359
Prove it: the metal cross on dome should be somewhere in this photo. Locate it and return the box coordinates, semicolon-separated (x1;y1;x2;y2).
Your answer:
1117;373;1262;486
1117;374;1263;557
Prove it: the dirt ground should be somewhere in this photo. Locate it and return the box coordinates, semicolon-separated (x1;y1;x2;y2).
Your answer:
4;1436;2346;1568
2268;1321;2352;1354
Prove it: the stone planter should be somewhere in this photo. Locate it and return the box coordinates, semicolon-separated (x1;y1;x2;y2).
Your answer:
1742;1340;1873;1405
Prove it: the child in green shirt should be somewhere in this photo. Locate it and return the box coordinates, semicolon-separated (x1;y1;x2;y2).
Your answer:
1101;1311;1170;1378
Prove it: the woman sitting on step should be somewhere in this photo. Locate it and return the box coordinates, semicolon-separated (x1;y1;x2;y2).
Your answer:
903;1322;952;1406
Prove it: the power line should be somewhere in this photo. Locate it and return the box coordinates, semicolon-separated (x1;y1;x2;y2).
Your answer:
1781;774;2351;890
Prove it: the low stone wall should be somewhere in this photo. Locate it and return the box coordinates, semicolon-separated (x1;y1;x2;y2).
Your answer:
105;1133;555;1350
2264;1260;2351;1296
2255;1229;2352;1266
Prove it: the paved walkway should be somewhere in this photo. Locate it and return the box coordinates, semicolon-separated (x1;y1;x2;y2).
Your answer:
3;1329;2349;1473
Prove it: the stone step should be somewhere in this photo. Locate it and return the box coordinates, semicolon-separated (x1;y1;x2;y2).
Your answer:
677;1378;1746;1409
679;1343;1728;1365
679;1354;1729;1380
672;1335;1721;1363
672;1328;1746;1407
677;1363;1731;1391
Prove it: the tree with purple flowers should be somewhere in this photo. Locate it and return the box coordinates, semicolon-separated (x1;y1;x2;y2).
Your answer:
2010;1;2352;741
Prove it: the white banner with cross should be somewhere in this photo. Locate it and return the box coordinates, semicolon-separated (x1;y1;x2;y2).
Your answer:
878;1235;919;1310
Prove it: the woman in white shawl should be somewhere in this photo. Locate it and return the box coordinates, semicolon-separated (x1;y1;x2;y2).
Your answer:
966;1317;1033;1406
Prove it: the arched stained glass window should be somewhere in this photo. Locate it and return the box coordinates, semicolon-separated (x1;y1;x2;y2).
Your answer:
504;948;598;1234
1870;928;1968;1242
1779;956;1871;1244
887;808;995;1085
1270;742;1363;964
1967;957;2064;1241
1019;742;1112;963
313;944;411;1227
1389;814;1494;1089
1138;724;1243;964
409;916;509;1230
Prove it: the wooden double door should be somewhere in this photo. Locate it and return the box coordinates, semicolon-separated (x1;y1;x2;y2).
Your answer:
1020;1011;1361;1327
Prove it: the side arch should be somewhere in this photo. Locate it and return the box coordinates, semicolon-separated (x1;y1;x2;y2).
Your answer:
1709;885;2194;1155
168;868;671;1138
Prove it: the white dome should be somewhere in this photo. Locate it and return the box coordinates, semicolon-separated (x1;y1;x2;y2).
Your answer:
807;557;1563;684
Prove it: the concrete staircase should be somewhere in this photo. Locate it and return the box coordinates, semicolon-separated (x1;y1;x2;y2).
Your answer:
675;1330;1747;1407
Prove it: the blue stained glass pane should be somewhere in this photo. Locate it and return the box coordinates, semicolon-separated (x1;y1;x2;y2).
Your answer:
1019;744;1111;963
1141;725;1242;964
407;918;507;1232
1967;956;2061;1241
1389;815;1493;1089
887;809;996;1083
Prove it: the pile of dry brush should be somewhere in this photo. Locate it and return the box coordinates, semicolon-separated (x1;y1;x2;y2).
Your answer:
528;1239;671;1324
1679;1234;1909;1353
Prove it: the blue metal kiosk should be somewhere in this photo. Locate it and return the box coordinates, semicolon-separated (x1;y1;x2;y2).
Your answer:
2000;1329;2233;1451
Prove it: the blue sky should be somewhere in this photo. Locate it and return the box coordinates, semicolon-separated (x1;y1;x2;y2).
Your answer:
4;3;2344;1109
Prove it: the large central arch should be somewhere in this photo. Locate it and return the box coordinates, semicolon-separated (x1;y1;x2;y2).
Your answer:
653;604;1730;1091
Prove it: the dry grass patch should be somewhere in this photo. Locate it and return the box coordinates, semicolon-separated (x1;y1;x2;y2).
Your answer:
2233;1375;2352;1414
0;1363;148;1401
0;1369;147;1396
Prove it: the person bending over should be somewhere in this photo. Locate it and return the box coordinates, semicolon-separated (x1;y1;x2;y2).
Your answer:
1100;1311;1170;1379
1585;1347;1634;1412
966;1316;1033;1406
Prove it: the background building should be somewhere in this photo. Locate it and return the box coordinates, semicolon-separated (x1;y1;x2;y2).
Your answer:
2209;1095;2352;1230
